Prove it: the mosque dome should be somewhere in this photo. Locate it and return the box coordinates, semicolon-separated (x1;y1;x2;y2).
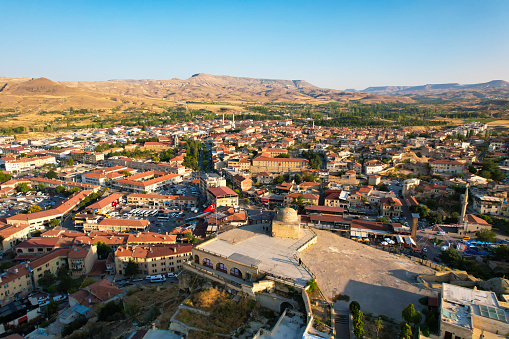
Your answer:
274;207;299;224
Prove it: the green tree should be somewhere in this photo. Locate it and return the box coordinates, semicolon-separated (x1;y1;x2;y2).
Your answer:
349;301;360;314
32;229;42;237
438;248;462;266
374;317;383;339
377;216;391;223
121;170;131;177
49;219;59;227
244;198;250;205
426;211;442;225
17;182;30;192
46;170;58;179
400;323;412;339
0;172;12;184
296;195;305;207
468;164;477;174
294;174;302;184
124;302;140;320
410;204;429;218
67;158;74;166
98;300;123;321
476;229;496;242
27;205;43;213
125;258;140;276
354;320;365;339
402;304;416;324
46;300;59;317
275;153;290;158
55;185;66;194
96;241;112;259
38;182;45;191
273;175;284;184
38;271;57;290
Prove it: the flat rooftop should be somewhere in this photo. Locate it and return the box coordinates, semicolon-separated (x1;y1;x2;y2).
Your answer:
198;224;314;286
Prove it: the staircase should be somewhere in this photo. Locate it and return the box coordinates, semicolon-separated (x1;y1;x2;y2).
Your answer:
334;311;351;339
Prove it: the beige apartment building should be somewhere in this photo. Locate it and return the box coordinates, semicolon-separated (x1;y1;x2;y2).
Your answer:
115;244;193;275
0;263;33;304
429;159;465;176
70;151;105;164
208;187;239;207
113;171;180;193
380;197;402;219
29;249;69;288
68;245;98;277
0;223;32;250
250;156;309;174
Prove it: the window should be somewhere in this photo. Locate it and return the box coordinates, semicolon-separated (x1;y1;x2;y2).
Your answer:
202;258;213;268
230;267;242;278
216;263;227;273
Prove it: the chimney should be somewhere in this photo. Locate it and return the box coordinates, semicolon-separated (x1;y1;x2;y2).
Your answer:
411;213;419;240
88;298;92;304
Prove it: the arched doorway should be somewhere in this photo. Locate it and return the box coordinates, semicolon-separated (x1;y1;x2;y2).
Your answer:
280;302;293;314
230;267;242;279
216;263;227;273
194;255;200;264
202;258;213;268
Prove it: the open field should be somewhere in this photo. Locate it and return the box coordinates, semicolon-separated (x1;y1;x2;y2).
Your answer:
300;229;436;321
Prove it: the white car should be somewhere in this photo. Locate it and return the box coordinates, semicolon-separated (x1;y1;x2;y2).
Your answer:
380;241;389;246
53;295;67;301
38;296;50;303
39;300;50;307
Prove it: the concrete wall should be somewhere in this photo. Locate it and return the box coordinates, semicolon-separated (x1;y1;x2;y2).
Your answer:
255;292;299;313
472;315;509;336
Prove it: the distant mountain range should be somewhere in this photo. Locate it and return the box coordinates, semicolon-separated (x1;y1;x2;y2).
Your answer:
362;80;509;98
61;73;413;104
0;74;414;114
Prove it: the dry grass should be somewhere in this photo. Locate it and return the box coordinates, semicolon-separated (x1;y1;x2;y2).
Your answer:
488;120;509;130
176;288;255;335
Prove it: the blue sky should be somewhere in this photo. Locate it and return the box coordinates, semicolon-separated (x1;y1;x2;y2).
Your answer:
1;0;508;90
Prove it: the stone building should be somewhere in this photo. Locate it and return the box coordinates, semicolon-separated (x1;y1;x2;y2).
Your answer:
271;207;301;239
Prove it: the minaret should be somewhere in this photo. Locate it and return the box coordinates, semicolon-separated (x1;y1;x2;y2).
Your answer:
232;112;235;128
222;113;224;125
460;184;469;225
312;120;315;129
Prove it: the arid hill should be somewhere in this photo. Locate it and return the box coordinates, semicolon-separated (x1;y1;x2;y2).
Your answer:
362;80;509;100
61;73;414;104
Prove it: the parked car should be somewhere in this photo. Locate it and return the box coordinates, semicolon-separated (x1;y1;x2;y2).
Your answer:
39;300;50;307
38;296;50;303
53;295;67;301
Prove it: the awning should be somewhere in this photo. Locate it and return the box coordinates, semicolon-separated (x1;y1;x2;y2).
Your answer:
404;236;416;246
396;235;404;244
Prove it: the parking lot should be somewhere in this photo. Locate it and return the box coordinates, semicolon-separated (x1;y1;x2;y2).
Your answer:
0;191;65;218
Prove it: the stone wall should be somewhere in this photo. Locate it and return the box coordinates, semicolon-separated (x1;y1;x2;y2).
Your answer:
271;220;300;239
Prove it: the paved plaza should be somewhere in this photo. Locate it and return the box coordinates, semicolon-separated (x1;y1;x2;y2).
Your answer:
300;229;436;320
199;224;314;286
